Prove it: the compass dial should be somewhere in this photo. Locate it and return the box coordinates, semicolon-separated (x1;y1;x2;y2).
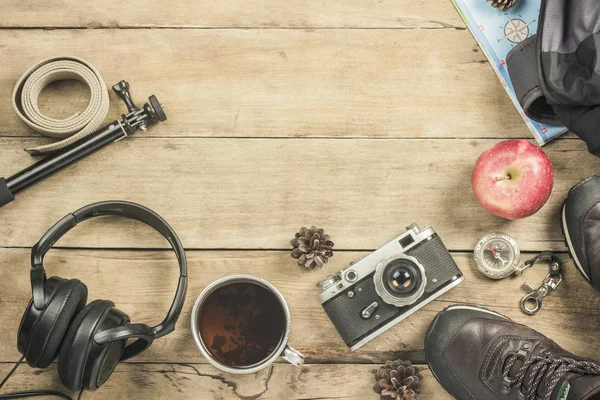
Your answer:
504;18;530;44
474;233;520;279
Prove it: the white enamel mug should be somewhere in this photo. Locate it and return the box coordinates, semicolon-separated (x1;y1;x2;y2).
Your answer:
191;274;305;374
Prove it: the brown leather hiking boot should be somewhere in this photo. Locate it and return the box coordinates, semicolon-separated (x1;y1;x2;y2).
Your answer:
562;176;600;292
424;305;600;400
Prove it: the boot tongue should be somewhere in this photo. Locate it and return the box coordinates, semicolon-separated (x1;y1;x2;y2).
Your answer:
508;358;523;376
553;375;600;400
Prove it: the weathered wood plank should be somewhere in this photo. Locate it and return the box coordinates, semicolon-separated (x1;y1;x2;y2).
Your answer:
0;137;596;251
0;363;452;400
0;28;531;139
1;249;599;364
0;0;463;29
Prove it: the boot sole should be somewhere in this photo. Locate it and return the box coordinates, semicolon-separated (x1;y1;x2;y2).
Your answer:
424;305;510;397
437;304;511;319
560;202;592;282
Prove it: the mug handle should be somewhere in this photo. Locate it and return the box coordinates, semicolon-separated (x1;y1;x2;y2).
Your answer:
281;345;305;366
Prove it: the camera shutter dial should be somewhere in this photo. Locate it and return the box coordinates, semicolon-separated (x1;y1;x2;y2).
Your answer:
317;273;342;291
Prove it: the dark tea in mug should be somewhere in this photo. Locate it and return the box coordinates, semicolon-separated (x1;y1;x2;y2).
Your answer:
197;281;287;368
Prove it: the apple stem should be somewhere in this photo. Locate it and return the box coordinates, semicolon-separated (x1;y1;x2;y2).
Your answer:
495;175;511;181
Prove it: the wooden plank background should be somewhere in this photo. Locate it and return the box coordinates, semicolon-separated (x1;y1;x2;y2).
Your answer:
0;29;529;140
0;2;599;399
0;0;464;28
2;249;599;365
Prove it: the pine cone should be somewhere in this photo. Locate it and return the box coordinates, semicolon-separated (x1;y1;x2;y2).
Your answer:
373;360;424;400
290;226;334;269
487;0;518;10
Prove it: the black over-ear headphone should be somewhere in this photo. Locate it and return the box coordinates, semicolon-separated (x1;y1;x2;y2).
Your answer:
16;201;188;393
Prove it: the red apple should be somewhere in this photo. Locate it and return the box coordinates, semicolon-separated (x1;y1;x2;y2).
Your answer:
472;139;553;220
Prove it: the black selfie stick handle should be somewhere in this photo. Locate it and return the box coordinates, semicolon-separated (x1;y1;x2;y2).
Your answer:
2;120;124;197
0;81;166;208
0;178;14;207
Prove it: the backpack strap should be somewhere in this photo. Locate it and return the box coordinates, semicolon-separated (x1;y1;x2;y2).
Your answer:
506;35;562;125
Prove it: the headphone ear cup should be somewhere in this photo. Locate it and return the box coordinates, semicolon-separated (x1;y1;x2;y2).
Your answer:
17;277;88;368
58;299;130;392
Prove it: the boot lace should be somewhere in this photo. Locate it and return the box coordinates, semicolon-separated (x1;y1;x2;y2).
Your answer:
502;352;600;400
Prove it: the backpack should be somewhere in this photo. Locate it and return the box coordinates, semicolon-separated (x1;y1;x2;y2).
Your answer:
507;0;600;156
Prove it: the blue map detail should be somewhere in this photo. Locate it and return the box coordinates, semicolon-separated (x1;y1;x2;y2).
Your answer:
451;0;567;145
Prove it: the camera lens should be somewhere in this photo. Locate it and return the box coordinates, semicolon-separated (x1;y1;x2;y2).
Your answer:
392;270;411;289
382;260;422;297
374;255;427;308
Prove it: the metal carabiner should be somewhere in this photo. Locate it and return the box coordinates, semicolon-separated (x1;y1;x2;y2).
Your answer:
521;273;563;315
519;252;562;315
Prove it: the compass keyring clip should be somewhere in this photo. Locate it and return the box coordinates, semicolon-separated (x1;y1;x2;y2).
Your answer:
520;251;562;315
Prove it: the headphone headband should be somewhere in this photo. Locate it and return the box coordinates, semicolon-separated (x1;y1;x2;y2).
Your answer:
30;201;188;355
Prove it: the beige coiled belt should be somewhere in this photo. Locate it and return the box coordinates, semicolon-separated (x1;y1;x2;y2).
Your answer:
12;56;109;155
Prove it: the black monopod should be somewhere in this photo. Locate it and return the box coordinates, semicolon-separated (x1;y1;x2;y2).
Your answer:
0;81;166;208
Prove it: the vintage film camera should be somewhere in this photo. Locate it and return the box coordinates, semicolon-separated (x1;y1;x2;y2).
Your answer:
317;224;463;350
